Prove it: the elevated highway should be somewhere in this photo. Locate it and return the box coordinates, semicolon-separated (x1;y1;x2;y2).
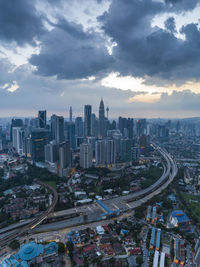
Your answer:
0;144;177;247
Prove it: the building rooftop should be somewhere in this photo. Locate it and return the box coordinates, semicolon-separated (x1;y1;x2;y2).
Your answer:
171;210;190;223
15;242;43;261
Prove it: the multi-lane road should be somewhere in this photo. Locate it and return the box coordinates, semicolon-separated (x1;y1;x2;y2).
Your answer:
0;144;177;248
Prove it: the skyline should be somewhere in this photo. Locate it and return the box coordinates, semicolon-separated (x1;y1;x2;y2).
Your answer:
1;0;200;118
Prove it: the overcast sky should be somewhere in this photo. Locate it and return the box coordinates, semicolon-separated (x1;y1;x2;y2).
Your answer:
0;0;200;118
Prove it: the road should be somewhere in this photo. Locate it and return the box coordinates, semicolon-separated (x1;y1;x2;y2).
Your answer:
0;144;177;248
0;180;58;249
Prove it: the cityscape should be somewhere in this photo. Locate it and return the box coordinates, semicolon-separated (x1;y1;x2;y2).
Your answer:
0;100;200;266
1;0;200;267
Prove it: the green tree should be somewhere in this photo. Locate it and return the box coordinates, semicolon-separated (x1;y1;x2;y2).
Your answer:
58;242;65;253
9;240;20;250
136;256;143;265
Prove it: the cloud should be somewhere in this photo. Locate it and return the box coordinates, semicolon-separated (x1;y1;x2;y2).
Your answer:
0;57;200;118
0;0;45;46
164;17;177;33
98;0;200;85
165;0;199;12
30;18;113;79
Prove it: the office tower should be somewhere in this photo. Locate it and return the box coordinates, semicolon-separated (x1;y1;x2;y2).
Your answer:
80;143;93;169
44;141;59;163
95;140;106;166
38;110;46;128
118;117;134;139
105;139;115;164
95;139;115;166
59;141;71;177
69;106;72;122
51;115;64;143
91;113;98;137
10;118;23;141
120;139;132;162
12;127;24;155
84;105;92;137
136;119;147;137
65;122;76;150
75;117;83;138
99;98;106;138
86;136;96;157
29;129;50;162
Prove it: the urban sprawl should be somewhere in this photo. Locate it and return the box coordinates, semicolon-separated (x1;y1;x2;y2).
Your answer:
0;99;200;266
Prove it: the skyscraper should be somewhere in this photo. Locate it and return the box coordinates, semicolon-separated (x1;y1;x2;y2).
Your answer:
95;139;115;166
12;127;24;155
44;141;59;163
10;118;23;141
59;141;71;177
29;129;50;162
65;122;76;150
51;115;65;143
84;105;92;137
75;117;84;137
80;143;93;169
38;110;46;128
69;106;72;122
118;117;134;139
99;98;105;138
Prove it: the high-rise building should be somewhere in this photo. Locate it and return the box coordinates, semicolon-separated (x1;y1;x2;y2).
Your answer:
69;106;72;122
84;105;92;137
99;98;106;138
38;110;46;128
118;117;134;139
80;143;93;169
44;141;59;163
59;141;71;177
91;113;98;137
29;129;50;162
65;122;76;150
136;119;147;137
95;139;115;166
120;139;132;162
51;115;65;143
10;118;23;141
75;117;84;138
12;127;24;155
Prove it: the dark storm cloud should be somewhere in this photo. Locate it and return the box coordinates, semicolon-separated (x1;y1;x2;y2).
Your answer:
165;0;199;12
0;0;44;46
164;17;177;34
98;0;200;83
30;18;113;79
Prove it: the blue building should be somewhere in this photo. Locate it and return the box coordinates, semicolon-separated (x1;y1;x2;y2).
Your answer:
150;227;156;249
170;210;190;231
156;228;161;251
1;242;58;266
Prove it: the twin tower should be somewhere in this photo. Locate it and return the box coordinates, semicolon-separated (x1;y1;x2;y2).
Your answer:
84;98;108;138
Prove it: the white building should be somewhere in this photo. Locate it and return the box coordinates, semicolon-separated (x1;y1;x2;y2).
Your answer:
80;143;92;169
12;127;24;155
96;225;105;235
95;139;115;166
